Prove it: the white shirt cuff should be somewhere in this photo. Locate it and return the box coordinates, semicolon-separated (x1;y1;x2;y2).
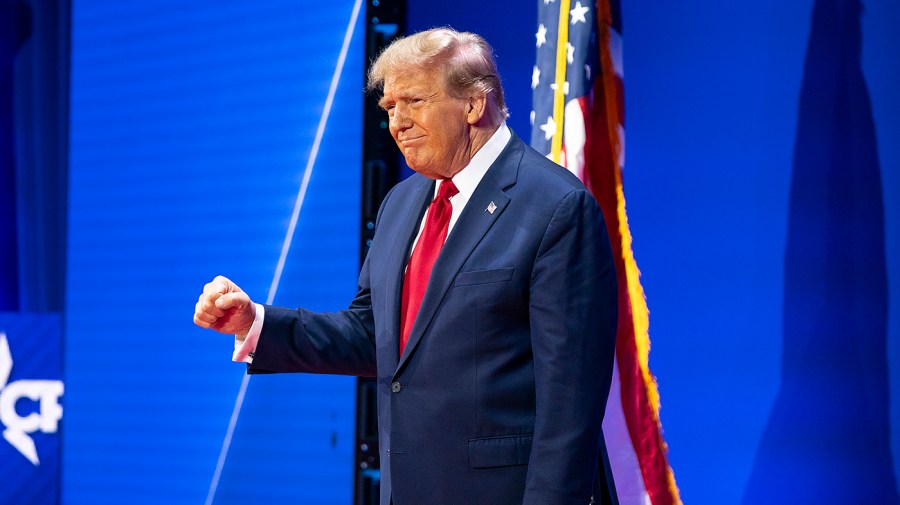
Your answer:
232;303;264;363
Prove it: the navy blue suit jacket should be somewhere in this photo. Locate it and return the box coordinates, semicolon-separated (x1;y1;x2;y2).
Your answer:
249;133;618;505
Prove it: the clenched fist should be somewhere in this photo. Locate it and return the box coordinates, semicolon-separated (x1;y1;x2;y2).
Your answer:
193;275;256;337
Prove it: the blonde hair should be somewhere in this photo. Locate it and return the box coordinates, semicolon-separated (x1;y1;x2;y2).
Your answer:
367;27;509;125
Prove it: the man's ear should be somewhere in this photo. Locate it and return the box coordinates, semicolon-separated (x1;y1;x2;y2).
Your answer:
466;93;488;125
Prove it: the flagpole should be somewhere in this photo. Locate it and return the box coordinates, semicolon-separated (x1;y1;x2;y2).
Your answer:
550;0;570;164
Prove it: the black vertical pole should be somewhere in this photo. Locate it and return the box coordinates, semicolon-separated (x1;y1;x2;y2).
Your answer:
355;1;404;504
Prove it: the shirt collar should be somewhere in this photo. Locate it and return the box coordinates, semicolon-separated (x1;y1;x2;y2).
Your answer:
437;123;511;200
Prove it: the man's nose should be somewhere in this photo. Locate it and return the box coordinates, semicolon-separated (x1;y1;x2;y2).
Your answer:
390;105;411;130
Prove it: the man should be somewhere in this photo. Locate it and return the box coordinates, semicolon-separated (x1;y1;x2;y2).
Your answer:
194;28;618;505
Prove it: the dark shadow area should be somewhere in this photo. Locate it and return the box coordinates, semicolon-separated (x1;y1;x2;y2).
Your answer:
0;0;31;311
4;0;69;313
742;0;897;503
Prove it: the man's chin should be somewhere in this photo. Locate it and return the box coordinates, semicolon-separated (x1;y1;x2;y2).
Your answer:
404;158;426;175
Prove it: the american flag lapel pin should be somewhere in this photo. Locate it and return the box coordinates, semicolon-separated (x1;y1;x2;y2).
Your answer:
486;201;497;214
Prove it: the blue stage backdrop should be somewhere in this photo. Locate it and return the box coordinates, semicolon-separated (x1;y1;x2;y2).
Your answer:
64;1;363;503
56;1;900;504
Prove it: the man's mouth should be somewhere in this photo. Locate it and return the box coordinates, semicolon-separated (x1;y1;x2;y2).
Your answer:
399;135;424;145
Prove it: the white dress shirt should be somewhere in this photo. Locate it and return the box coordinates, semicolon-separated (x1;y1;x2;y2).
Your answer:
233;124;512;363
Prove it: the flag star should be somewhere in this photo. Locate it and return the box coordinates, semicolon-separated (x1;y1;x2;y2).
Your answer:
530;110;536;125
540;116;556;141
543;0;555;4
567;42;575;64
570;1;590;25
531;65;541;89
585;64;592;81
535;24;548;47
550;81;570;95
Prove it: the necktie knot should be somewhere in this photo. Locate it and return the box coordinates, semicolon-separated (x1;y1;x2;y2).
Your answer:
437;179;459;200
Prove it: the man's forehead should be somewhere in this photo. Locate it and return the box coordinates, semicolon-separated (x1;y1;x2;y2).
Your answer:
383;69;441;95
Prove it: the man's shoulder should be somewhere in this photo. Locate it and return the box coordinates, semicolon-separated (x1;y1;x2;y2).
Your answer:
383;172;431;202
500;133;586;194
517;148;588;197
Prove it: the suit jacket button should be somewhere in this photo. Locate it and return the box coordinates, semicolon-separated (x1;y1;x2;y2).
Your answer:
391;381;401;393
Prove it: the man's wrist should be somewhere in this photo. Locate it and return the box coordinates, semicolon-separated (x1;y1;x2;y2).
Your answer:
233;303;264;363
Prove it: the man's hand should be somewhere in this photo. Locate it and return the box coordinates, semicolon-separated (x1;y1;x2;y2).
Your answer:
193;275;256;337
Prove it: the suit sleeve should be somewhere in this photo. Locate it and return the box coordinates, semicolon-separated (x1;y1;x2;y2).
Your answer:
245;184;404;378
523;188;618;505
246;255;378;377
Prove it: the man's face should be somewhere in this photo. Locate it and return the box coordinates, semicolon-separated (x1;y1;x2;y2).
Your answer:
380;69;473;179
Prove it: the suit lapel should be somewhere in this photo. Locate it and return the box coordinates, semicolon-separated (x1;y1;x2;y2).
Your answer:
395;136;524;373
382;176;434;371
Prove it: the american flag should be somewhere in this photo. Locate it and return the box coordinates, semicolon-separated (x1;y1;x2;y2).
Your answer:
530;1;682;504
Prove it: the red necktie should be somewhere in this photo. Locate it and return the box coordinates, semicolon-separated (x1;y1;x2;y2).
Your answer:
399;179;459;355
